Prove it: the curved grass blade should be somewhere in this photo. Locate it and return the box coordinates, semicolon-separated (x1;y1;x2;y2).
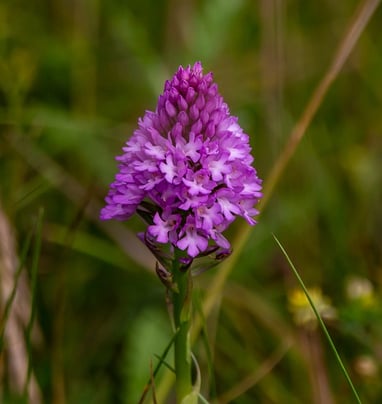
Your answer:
273;234;362;404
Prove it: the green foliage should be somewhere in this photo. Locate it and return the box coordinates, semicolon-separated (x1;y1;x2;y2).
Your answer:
124;308;172;403
0;0;381;403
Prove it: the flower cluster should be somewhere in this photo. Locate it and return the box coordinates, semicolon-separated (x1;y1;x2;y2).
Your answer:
100;62;262;257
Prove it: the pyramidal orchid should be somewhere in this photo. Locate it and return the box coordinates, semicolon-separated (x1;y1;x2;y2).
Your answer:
101;62;262;258
100;62;262;403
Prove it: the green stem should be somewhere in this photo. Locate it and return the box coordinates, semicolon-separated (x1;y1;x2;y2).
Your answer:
172;256;193;403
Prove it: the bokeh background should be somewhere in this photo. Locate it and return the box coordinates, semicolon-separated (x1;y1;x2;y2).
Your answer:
0;0;381;403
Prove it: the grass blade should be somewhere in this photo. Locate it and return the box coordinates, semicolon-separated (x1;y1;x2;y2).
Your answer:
23;208;44;397
273;234;362;404
138;330;178;404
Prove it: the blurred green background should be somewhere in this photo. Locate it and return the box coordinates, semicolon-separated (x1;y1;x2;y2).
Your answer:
0;0;381;403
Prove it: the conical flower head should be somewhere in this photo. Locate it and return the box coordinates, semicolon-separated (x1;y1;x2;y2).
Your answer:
101;62;262;257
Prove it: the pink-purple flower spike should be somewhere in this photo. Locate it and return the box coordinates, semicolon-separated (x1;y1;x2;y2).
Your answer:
101;62;262;257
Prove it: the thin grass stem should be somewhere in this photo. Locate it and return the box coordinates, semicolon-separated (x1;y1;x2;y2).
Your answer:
273;234;362;404
23;208;44;397
138;331;177;404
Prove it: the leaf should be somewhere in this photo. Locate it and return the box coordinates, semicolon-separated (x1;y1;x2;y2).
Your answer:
181;391;199;404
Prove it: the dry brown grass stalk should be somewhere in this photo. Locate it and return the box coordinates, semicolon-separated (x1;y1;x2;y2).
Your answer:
0;203;42;403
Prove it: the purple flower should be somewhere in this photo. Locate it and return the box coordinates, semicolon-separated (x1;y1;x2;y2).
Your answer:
100;62;262;257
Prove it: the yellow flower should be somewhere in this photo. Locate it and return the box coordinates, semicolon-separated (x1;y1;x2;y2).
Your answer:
288;287;337;329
